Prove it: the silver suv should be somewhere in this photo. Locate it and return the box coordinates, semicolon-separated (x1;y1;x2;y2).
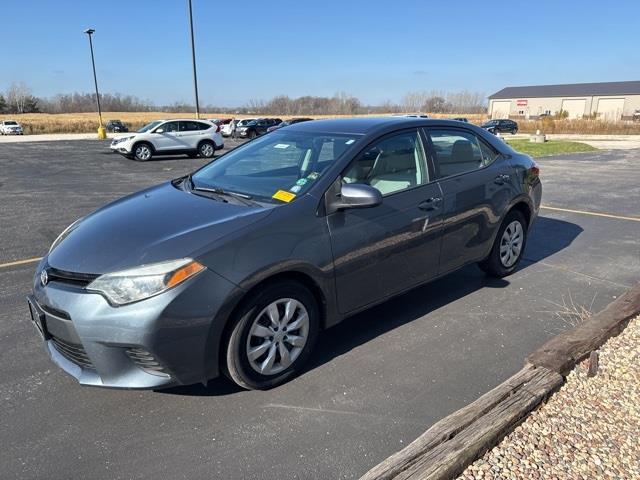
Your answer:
110;119;224;161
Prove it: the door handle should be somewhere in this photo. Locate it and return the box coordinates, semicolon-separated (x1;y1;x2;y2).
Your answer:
418;197;442;211
494;174;510;185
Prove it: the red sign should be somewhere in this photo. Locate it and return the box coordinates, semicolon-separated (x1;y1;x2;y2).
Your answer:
517;99;528;106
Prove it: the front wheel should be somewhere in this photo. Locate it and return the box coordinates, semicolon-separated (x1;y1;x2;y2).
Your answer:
223;281;319;390
478;210;528;277
133;143;153;161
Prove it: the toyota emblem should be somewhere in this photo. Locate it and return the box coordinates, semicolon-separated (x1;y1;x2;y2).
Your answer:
40;269;49;286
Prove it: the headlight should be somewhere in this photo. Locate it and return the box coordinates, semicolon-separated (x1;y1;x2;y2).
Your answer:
87;258;205;305
49;217;84;253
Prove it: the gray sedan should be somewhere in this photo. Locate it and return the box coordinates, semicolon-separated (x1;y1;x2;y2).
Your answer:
28;118;541;390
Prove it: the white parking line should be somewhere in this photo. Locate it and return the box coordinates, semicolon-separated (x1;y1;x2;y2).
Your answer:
0;257;41;269
541;205;640;223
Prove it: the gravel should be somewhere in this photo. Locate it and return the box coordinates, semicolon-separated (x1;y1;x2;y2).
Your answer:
459;315;640;480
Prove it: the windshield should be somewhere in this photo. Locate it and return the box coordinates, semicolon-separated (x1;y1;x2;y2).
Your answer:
191;131;358;203
5;121;17;125
138;121;163;133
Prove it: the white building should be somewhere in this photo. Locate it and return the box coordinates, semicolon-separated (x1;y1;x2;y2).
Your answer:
488;81;640;120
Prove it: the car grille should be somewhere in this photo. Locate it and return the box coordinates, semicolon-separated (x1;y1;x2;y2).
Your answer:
46;266;99;288
51;336;94;369
125;348;169;377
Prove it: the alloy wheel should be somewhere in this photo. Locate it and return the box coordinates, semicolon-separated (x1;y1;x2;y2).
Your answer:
200;143;214;157
135;145;151;160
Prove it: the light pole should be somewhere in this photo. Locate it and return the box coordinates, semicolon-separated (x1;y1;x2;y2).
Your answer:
187;0;200;118
84;28;106;139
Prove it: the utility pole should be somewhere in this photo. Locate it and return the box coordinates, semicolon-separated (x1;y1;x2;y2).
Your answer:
187;0;201;118
84;28;106;139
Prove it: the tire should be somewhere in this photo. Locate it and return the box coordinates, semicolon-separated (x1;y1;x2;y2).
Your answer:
478;210;528;277
223;281;319;390
198;141;215;158
249;130;257;139
133;142;153;161
512;129;518;135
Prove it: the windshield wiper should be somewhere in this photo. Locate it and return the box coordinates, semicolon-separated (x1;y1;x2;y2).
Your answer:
192;185;258;206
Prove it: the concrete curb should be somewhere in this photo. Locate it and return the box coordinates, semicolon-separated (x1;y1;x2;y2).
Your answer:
361;282;640;480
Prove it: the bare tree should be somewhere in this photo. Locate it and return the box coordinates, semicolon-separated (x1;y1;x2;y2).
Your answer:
5;82;38;113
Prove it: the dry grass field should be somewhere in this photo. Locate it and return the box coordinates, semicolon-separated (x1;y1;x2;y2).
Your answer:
1;111;639;135
0;112;487;134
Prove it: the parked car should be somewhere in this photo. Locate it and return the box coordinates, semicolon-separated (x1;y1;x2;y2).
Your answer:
632;110;640;122
266;117;313;133
109;119;224;161
452;117;469;122
105;120;129;133
236;118;283;139
210;118;232;128
29;117;541;390
224;118;255;138
0;120;24;135
481;119;518;134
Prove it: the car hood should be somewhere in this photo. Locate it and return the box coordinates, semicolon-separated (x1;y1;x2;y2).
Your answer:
47;182;273;274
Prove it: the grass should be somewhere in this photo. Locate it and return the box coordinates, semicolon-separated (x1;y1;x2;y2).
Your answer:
506;139;597;157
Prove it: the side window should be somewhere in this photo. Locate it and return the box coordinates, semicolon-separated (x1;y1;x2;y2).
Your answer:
427;129;486;178
343;130;427;196
163;121;179;133
179;121;201;131
478;139;500;166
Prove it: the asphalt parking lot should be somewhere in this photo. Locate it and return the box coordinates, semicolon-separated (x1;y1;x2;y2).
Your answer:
1;141;638;479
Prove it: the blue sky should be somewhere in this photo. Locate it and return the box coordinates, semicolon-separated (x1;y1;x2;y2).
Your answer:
1;0;638;107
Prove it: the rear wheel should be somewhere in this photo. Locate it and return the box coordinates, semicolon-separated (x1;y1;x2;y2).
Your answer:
198;141;215;158
133;143;153;161
478;210;528;277
223;281;319;390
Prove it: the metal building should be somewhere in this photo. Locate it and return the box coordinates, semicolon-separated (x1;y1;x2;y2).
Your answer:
488;81;640;120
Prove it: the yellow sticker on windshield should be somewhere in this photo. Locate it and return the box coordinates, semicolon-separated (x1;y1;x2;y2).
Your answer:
272;190;296;203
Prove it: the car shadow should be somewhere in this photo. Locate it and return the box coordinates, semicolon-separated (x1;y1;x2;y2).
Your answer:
160;215;582;397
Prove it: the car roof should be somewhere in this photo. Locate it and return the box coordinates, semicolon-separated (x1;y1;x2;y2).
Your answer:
286;117;479;135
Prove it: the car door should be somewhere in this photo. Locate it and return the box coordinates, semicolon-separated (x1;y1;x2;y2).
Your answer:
178;121;207;149
424;127;516;275
152;121;181;151
327;129;444;314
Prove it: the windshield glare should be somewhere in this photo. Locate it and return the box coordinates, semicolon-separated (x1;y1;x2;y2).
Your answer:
138;121;163;133
191;131;358;203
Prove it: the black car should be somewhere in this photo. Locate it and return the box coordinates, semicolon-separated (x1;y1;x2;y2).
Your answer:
237;118;283;139
481;119;518;135
452;117;469;122
266;117;313;133
105;120;129;133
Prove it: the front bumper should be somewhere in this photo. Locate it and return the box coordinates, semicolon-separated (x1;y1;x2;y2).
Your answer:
110;142;133;154
29;259;241;389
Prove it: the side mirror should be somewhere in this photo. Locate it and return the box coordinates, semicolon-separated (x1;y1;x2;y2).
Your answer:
333;183;382;211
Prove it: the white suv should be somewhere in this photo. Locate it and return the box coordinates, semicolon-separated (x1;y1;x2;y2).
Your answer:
0;120;24;135
110;119;224;161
